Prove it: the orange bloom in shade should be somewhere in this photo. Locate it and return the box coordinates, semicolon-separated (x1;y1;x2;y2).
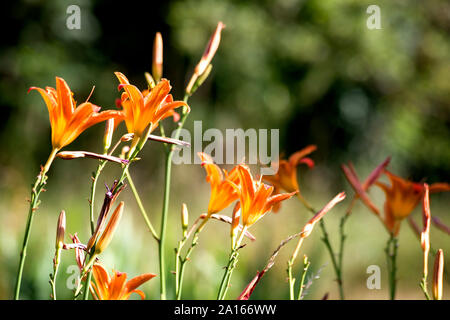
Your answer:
343;162;450;236
29;77;122;150
90;264;156;300
115;72;188;138
198;152;240;214
375;170;450;235
263;145;317;212
234;165;297;227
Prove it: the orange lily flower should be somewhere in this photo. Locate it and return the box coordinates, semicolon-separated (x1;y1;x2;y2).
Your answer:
343;163;450;236
375;170;450;235
234;165;297;227
90;263;156;300
29;77;122;150
115;72;188;139
198;152;240;215
263;145;316;212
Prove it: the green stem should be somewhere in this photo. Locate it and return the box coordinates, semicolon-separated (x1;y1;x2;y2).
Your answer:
82;155;131;300
385;234;398;300
217;227;247;300
175;218;208;299
297;257;311;300
159;95;190;300
82;160;107;300
125;168;159;242
89;161;107;234
50;247;62;300
302;200;344;300
14;147;58;300
420;276;431;300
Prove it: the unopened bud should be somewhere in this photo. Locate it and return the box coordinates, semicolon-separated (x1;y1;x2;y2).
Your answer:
433;249;444;300
120;146;130;159
121;133;134;142
55;210;66;250
303;254;308;265
145;72;155;89
94;201;124;255
186;22;225;96
152;32;163;82
301;192;346;238
181;203;189;237
103;119;114;153
194;22;225;76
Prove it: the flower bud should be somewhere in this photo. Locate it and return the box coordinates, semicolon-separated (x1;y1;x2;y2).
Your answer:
433;249;444;300
121;133;134;142
194;22;225;76
301;192;346;238
120;146;130;159
94;201;124;255
144;72;155;89
103;119;114;153
186;22;225;95
55;210;66;250
181;203;189;237
152;32;163;82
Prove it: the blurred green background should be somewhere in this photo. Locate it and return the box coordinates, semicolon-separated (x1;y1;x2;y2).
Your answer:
0;0;449;300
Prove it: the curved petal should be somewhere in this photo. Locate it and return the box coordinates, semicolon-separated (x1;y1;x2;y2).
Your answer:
118;84;144;134
29;86;58;131
92;264;111;300
109;271;128;300
198;152;224;185
55;77;75;121
288;145;317;167
429;183;450;194
128;289;146;300
125;273;157;294
62;108;123;148
264;190;297;212
143;79;172;113
153;101;189;124
114;72;130;85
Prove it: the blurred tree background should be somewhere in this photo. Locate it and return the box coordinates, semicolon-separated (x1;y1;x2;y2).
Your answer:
0;0;448;299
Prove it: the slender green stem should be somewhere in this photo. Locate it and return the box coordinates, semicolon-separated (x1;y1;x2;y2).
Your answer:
420;276;431;300
175;218;208;299
217;227;247;300
14;147;58;300
89;161;107;233
159;95;190;300
287;260;295;300
385;234;398;300
301;199;345;300
159;152;172;300
297;256;311;300
82;268;93;300
287;237;304;300
82;160;107;300
125;168;159;242
50;247;62;300
82;161;131;300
